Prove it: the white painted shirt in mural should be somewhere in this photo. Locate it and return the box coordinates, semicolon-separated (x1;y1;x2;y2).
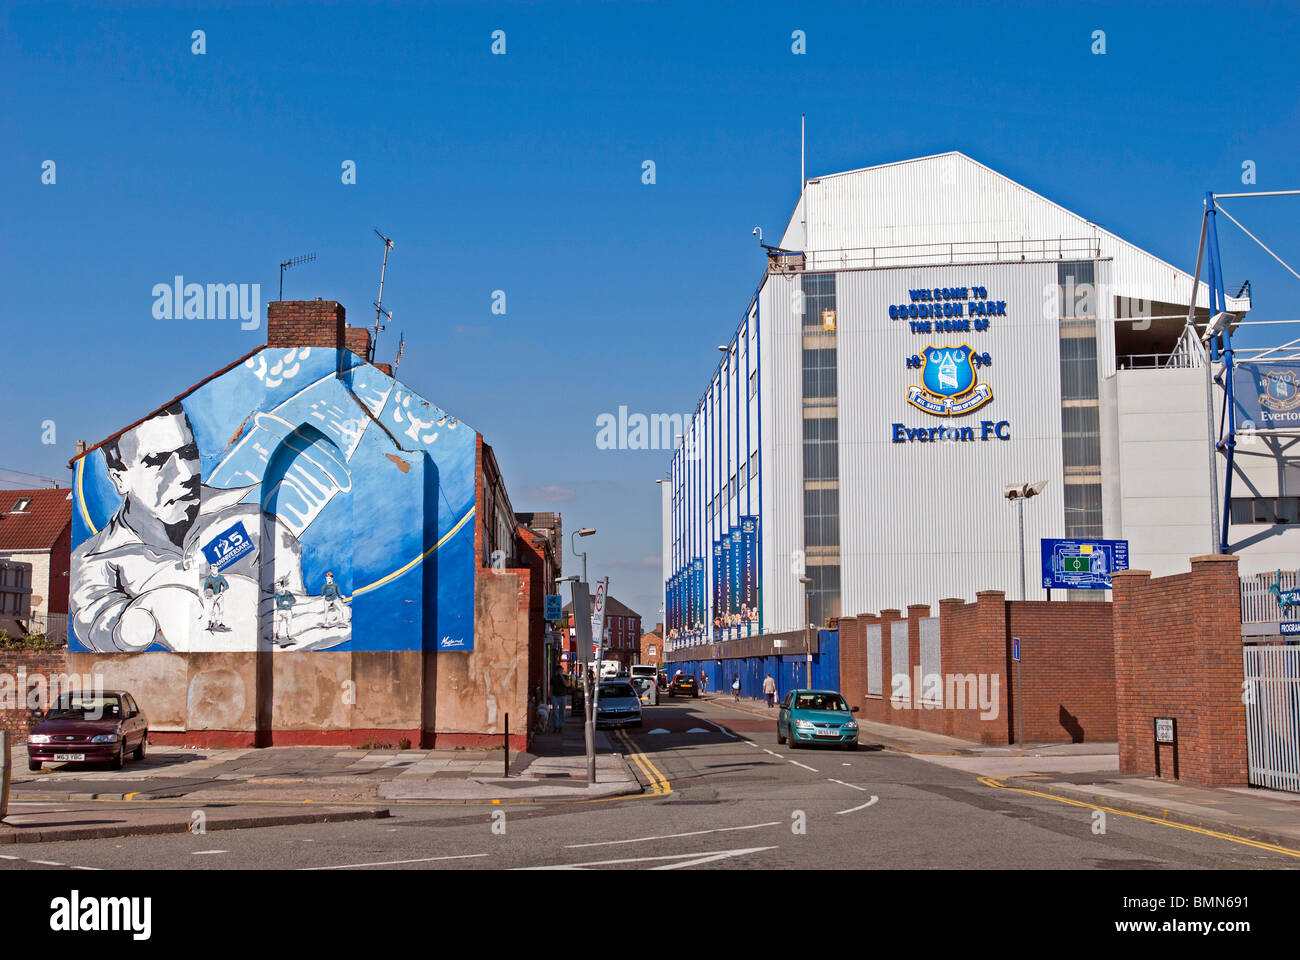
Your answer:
71;485;304;652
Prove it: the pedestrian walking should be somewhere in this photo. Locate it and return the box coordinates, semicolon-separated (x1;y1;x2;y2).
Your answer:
550;667;568;732
701;670;709;694
731;675;741;701
763;673;777;708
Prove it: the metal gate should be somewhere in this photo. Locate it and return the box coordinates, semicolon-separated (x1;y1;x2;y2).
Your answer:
1243;645;1300;792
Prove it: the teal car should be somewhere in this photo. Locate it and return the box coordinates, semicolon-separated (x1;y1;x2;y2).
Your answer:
777;689;860;750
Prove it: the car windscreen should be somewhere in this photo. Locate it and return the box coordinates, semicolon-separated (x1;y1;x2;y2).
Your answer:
47;695;122;719
675;676;695;684
600;684;637;699
793;693;848;711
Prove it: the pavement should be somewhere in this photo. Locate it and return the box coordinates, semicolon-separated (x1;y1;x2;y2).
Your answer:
705;692;1300;853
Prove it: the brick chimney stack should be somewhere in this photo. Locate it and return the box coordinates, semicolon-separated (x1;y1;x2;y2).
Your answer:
267;299;346;349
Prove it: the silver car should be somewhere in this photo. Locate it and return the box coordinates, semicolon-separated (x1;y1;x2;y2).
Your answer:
594;681;643;729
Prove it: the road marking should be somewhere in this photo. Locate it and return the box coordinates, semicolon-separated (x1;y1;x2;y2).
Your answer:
835;797;880;815
828;778;870;792
517;846;776;870
567;821;782;848
788;760;819;773
191;850;227;855
685;728;710;733
302;853;490;870
30;860;64;866
762;749;782;758
744;740;760;747
615;729;672;797
703;719;737;739
646;729;670;734
978;776;1300;860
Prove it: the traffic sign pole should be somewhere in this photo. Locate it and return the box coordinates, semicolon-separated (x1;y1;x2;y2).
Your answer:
1012;636;1023;748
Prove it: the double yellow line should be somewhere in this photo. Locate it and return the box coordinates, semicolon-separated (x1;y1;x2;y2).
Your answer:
979;775;1300;859
616;729;672;797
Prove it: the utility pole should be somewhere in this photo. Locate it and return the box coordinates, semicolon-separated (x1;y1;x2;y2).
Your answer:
371;229;394;363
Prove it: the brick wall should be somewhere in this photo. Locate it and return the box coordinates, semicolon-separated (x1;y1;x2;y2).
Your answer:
843;591;1113;746
344;326;371;359
266;300;346;349
1112;555;1246;786
0;649;70;744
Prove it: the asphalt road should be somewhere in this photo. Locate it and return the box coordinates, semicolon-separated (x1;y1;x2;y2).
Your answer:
2;698;1295;871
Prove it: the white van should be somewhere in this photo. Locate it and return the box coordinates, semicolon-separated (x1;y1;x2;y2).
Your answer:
599;659;622;679
629;664;658;681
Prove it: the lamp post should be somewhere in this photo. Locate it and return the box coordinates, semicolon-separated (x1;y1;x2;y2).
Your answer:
570;527;596;584
567;529;598;782
1003;481;1046;749
1003;481;1048;601
799;575;813;690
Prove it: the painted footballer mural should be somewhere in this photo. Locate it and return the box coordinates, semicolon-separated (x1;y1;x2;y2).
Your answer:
70;347;477;654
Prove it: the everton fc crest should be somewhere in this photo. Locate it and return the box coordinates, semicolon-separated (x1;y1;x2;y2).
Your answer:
1260;369;1300;414
906;344;993;416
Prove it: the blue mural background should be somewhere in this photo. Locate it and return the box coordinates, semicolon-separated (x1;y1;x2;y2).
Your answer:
70;347;476;654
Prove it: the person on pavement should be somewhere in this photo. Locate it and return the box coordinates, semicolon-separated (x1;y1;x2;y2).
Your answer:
701;670;709;694
732;675;741;701
763;673;777;708
550;667;568;732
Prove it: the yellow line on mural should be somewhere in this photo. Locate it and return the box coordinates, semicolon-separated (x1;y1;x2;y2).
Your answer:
75;459;97;535
347;506;475;600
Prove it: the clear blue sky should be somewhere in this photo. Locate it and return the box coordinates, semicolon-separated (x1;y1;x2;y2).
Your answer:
2;1;1298;625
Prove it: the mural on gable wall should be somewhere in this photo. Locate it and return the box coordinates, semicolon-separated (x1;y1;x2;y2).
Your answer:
69;348;477;654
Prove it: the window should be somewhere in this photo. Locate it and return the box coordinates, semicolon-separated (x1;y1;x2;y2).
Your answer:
802;348;838;398
1231;497;1300;525
803;418;839;482
649;645;657;657
803;488;840;547
1064;483;1103;539
801;273;837;330
749;370;757;398
11;499;30;513
1062;406;1101;469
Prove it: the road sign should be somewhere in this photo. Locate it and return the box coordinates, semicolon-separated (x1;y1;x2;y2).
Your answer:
1011;636;1020;662
1040;538;1129;590
560;651;570;662
545;594;562;621
570;583;592;662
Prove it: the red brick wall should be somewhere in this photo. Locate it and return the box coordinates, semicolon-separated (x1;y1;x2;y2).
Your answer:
344;326;371;359
0;650;70;744
842;591;1113;746
49;523;71;615
266;300;346;349
1112;555;1247;786
1007;600;1114;743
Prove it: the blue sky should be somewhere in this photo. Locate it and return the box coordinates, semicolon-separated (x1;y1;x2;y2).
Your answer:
2;1;1298;625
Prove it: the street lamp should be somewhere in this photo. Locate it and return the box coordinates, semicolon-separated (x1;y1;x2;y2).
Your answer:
570;527;596;583
1003;481;1048;601
799;575;813;690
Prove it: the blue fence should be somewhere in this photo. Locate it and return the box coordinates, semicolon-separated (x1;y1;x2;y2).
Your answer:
669;629;839;703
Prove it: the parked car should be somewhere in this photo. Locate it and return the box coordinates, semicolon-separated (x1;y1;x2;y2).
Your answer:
668;674;698;698
594;680;643;729
776;689;859;750
27;690;149;771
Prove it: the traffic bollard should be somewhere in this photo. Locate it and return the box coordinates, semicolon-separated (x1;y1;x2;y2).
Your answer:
0;730;11;822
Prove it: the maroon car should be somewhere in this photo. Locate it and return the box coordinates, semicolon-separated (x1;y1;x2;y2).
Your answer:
26;691;149;772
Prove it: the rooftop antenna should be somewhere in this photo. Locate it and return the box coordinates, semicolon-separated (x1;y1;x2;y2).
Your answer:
393;331;405;374
278;252;316;300
371;228;395;363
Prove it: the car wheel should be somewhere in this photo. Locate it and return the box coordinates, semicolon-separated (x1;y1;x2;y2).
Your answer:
133;734;147;761
110;743;125;771
28;758;42;772
788;732;800;749
776;726;786;745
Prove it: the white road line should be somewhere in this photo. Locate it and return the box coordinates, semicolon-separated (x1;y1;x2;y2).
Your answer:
703;719;737;739
517;846;776;870
191;850;227;855
30;860;64;866
567;821;782;849
0;855;19;860
69;865;103;871
828;778;870;792
302;853;490;870
762;749;782;758
835;797;880;815
744;740;760;747
650;847;778;870
788;760;818;773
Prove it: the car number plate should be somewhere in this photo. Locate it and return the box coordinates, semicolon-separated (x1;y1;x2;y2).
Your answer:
814;728;840;737
53;753;86;761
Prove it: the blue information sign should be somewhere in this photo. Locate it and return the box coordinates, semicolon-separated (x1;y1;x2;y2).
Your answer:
1040;538;1129;590
1011;636;1020;662
544;594;563;621
1281;622;1300;636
